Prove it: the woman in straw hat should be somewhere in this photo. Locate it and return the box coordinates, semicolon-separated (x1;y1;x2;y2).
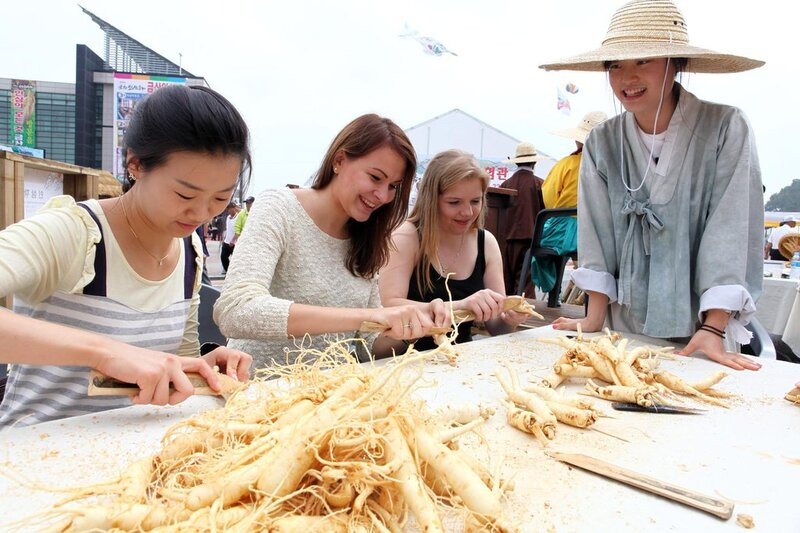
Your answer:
540;0;765;371
380;149;530;352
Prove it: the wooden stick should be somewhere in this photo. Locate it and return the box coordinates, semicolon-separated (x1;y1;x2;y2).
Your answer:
546;451;734;519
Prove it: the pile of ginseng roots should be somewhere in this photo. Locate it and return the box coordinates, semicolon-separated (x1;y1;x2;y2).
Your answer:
31;339;516;533
539;330;734;409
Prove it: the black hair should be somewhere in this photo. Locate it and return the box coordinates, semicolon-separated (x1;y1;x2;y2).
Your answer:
122;85;251;192
603;57;689;75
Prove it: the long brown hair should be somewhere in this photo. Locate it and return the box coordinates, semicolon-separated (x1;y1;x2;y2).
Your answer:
408;149;489;294
312;114;417;279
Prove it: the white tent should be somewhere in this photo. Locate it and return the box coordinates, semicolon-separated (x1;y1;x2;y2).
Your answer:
405;109;555;189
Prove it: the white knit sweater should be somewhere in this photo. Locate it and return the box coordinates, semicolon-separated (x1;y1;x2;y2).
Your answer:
214;189;380;368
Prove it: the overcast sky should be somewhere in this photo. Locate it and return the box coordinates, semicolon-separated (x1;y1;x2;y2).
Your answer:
3;1;795;198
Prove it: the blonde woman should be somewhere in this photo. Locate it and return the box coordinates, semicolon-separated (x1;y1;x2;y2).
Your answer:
380;149;529;351
541;0;764;371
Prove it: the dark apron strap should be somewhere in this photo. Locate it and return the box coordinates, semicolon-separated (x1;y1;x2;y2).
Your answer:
76;203;107;297
77;202;197;300
183;235;198;299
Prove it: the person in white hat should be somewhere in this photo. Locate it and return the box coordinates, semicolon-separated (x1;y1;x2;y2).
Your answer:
528;112;608;300
765;216;799;260
541;0;765;371
499;142;548;295
542;111;607;209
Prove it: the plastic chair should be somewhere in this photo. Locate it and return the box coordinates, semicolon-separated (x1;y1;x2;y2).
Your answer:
199;284;227;346
744;316;777;359
515;207;578;308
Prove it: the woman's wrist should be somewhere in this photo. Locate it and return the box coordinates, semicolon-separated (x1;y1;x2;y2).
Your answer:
702;309;730;331
80;335;118;371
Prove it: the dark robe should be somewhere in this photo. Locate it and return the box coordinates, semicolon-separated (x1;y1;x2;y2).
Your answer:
499;167;544;295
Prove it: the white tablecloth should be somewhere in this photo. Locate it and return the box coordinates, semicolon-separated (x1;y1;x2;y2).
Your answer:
757;277;800;353
1;328;798;531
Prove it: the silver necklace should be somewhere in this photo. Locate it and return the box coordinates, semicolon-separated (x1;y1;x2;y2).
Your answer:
120;196;175;267
437;233;465;275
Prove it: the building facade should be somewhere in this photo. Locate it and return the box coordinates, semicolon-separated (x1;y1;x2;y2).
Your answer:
1;7;207;183
0;79;76;164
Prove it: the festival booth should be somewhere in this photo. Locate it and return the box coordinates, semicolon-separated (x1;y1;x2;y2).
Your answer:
0;150;113;307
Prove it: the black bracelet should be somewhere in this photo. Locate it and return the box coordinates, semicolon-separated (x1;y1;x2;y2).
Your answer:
698;325;725;339
701;323;726;336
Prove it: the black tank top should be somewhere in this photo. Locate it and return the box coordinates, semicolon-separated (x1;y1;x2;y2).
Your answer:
407;229;486;351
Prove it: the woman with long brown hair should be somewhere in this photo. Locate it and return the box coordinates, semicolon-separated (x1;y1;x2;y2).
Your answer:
380;149;530;351
215;114;436;366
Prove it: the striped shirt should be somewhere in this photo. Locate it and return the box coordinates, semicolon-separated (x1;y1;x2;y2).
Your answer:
0;198;199;428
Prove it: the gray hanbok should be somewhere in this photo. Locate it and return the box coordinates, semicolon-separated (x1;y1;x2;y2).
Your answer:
572;85;763;343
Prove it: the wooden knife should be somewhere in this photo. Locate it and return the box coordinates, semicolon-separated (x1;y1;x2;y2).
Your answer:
546;451;733;519
87;370;243;397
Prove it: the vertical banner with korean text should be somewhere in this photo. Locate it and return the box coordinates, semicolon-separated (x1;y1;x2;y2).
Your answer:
10;79;36;147
23;168;63;218
113;74;186;180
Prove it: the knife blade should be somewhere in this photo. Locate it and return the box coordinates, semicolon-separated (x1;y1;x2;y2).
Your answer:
611;402;706;414
546;451;733;519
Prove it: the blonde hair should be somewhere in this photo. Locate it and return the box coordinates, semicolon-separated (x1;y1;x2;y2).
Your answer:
408;149;489;295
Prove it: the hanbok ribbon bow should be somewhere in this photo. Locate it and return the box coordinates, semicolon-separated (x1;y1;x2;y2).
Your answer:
618;194;665;307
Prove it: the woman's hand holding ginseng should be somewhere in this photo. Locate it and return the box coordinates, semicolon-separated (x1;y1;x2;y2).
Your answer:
94;345;222;406
372;304;435;340
500;308;529;328
456;289;506;322
201;346;252;381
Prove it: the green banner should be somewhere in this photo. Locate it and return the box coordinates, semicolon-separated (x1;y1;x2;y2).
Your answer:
10;79;36;147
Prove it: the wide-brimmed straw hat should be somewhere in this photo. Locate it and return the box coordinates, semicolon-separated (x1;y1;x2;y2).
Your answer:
539;0;764;73
505;142;549;165
550;111;609;144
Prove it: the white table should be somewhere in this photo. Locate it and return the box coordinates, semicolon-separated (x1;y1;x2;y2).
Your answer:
1;328;798;532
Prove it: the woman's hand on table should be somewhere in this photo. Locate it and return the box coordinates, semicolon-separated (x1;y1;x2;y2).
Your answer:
201;346;252;381
677;329;762;371
552;291;607;332
552;316;603;333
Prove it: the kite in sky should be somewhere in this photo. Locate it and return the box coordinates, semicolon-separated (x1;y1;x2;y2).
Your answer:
399;24;458;56
565;82;579;94
557;88;572;115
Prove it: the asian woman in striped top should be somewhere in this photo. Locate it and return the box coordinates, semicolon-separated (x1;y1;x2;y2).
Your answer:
0;85;253;427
